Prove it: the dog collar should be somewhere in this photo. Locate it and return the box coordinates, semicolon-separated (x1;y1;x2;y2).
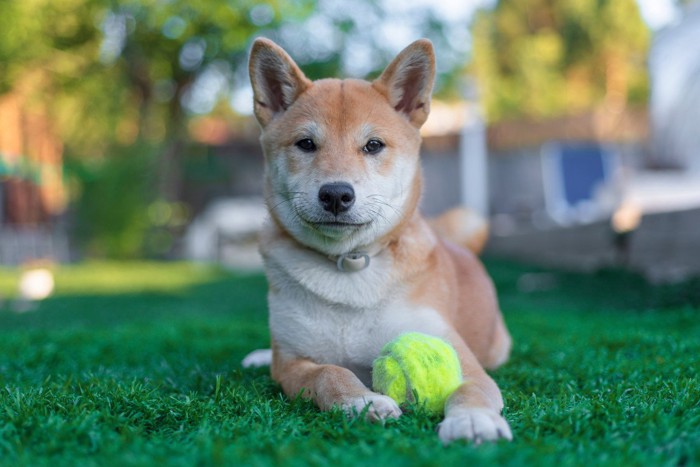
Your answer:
330;243;388;273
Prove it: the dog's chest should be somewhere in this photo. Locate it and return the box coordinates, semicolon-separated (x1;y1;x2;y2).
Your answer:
262;225;450;384
268;275;450;385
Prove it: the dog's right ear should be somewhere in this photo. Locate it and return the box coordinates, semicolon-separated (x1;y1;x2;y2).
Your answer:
373;39;435;128
249;38;311;127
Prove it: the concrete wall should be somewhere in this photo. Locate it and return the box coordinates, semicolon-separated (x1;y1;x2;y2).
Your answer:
0;226;70;265
486;207;700;282
419;140;462;216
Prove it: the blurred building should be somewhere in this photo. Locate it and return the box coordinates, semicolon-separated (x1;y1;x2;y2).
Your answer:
649;4;700;171
486;109;649;232
483;4;700;282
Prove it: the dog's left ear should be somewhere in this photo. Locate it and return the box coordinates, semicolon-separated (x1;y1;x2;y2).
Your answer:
373;39;436;128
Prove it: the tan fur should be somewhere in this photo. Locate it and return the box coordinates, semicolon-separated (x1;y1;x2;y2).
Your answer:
248;37;512;444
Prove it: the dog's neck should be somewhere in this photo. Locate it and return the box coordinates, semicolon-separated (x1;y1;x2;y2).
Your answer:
265;211;396;272
260;214;437;308
264;211;435;276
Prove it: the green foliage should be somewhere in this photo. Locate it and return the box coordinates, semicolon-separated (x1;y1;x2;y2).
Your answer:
1;0;475;156
67;143;158;258
0;260;698;465
0;0;125;153
471;0;651;122
0;0;313;159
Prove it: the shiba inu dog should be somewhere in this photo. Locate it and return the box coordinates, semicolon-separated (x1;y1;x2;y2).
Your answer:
245;37;512;444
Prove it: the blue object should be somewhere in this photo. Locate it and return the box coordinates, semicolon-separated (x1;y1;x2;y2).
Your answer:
542;142;614;224
559;144;607;206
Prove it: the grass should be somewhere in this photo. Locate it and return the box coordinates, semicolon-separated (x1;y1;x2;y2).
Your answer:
0;260;698;466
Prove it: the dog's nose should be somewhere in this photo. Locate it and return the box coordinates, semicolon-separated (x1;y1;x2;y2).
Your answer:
318;182;355;215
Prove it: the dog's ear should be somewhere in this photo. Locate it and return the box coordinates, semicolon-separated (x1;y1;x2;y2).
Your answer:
373;39;435;128
249;38;311;127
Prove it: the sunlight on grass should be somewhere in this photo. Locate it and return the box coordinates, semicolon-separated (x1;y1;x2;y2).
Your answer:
0;261;229;298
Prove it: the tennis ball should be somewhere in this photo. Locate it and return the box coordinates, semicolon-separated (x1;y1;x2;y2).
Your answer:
372;332;463;414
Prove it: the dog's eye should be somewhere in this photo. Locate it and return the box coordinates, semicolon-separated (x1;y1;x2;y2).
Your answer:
363;139;384;155
295;138;316;152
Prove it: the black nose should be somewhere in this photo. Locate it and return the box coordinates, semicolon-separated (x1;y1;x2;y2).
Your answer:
318;182;355;215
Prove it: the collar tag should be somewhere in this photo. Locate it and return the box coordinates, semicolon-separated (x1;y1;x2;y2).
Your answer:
336;252;370;272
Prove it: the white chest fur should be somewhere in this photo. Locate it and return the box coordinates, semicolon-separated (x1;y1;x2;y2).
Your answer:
262;235;450;385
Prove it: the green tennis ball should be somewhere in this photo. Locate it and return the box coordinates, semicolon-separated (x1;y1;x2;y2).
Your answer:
372;332;463;414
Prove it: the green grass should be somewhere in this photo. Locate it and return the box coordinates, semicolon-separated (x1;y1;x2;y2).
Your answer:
0;260;698;466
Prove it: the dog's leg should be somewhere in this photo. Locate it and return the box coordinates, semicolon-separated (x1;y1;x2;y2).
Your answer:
241;348;272;368
272;353;402;422
438;332;513;444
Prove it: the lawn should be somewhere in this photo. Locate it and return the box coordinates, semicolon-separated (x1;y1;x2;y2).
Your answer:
0;260;698;466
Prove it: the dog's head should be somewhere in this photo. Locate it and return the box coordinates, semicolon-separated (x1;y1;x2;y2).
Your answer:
249;38;435;255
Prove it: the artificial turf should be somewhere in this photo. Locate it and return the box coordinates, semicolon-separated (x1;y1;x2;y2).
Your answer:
0;260;698;466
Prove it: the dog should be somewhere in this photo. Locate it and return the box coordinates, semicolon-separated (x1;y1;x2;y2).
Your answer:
245;37;513;444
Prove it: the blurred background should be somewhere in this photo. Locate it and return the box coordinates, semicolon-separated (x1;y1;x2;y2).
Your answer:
1;0;700;292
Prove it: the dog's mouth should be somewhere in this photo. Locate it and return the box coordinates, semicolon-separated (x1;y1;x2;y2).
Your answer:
298;216;371;232
315;221;367;227
308;220;370;231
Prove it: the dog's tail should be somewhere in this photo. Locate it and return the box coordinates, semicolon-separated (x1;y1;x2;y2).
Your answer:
428;207;489;255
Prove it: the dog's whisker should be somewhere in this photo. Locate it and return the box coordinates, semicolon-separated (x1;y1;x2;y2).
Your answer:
366;195;402;216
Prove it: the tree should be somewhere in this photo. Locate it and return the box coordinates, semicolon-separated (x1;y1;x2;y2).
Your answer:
470;0;651;122
1;0;474;164
0;0;476;257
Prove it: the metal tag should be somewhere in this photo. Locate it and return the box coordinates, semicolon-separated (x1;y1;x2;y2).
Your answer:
336;252;370;272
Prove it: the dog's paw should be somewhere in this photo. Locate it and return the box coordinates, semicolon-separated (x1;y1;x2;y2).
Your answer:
438;408;512;445
241;349;272;368
342;393;402;422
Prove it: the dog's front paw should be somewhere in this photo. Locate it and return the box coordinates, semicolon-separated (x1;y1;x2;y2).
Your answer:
438;408;512;445
343;393;402;422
